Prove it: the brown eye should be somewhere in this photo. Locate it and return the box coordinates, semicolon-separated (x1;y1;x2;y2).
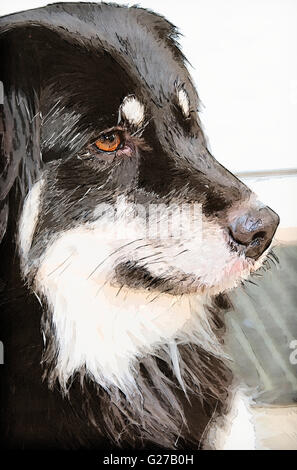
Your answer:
95;132;121;152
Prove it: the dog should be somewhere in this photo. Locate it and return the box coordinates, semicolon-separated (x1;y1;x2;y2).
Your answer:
0;2;279;450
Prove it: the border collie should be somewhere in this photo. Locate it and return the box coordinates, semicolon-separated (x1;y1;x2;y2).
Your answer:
0;2;279;450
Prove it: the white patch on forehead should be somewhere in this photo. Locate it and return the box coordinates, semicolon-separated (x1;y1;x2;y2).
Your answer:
177;88;190;118
120;95;145;127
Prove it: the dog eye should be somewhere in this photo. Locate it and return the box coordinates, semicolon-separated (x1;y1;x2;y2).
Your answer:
94;131;122;152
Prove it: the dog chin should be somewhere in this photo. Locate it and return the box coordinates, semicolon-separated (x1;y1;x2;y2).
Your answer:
126;247;263;297
170;247;267;296
115;252;258;297
204;249;267;295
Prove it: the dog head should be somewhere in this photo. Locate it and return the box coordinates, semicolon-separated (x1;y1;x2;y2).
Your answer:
0;3;279;447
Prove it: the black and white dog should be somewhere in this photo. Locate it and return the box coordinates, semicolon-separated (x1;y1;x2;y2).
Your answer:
0;3;279;450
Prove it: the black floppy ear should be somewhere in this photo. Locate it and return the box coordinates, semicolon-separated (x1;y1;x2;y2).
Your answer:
0;19;43;244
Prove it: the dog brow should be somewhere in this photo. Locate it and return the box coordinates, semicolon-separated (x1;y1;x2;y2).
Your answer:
177;88;190;118
120;95;145;127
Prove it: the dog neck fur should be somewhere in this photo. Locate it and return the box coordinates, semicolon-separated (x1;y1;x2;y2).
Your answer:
34;226;225;394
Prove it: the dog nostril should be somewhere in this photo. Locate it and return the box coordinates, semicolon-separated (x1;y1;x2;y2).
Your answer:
252;230;266;241
228;206;279;260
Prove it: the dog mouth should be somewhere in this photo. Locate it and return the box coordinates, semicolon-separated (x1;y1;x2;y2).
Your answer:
114;261;200;295
113;249;256;296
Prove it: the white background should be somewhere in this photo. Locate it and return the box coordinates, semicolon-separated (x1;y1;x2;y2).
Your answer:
1;0;297;229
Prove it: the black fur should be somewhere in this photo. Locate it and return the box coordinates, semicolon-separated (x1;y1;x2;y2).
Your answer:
0;2;278;450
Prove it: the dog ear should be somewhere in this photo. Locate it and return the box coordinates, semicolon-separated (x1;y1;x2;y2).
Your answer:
0;19;43;244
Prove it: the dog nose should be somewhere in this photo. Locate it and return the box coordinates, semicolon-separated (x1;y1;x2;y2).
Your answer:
229;206;279;260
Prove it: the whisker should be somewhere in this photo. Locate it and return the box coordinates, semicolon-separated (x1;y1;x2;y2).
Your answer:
116;285;124;297
59;261;73;277
131;119;150;137
137;252;163;262
48;254;73;277
246;279;259;287
87;238;144;279
174;249;189;258
270;249;279;264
